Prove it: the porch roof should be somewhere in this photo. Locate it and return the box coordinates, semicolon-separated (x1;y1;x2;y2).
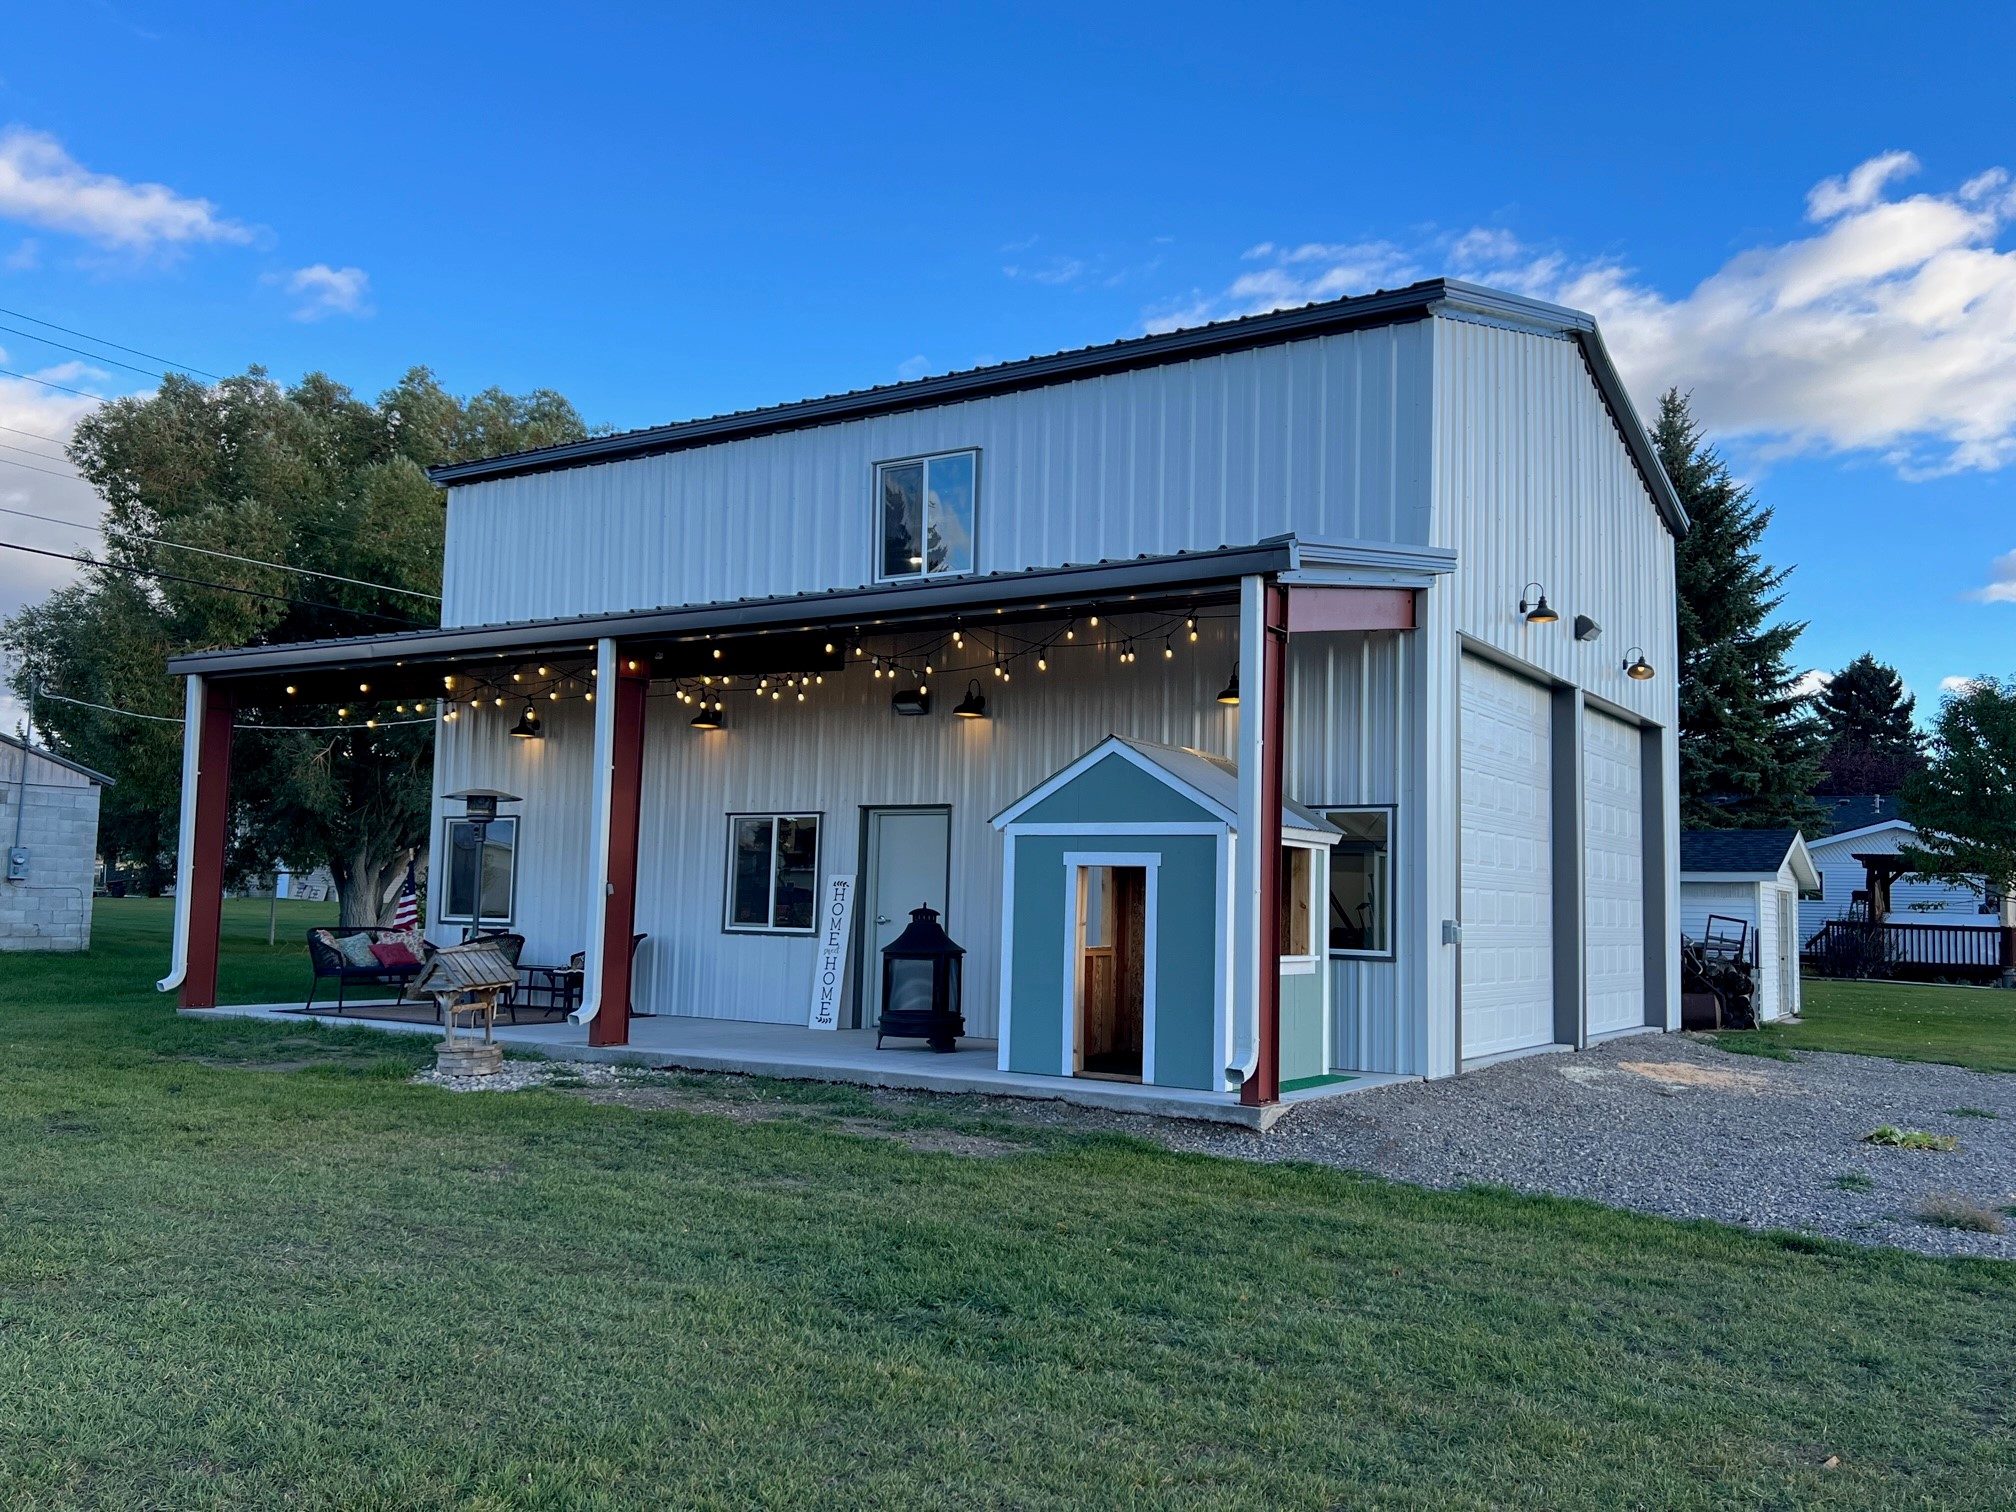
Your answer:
163;535;1442;704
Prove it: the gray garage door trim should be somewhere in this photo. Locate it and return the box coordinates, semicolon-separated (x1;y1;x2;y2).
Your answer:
1582;708;1646;1039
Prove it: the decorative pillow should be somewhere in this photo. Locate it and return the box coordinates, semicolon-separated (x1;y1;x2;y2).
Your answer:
310;929;339;955
370;941;421;969
336;932;382;968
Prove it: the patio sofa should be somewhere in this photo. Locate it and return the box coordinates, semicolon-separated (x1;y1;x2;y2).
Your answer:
304;926;429;1012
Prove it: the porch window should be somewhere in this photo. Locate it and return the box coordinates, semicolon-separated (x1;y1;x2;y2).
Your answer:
1324;808;1392;958
1278;844;1315;960
725;814;821;933
875;450;976;582
440;816;518;924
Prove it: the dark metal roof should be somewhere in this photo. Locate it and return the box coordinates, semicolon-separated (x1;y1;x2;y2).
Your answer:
0;730;114;786
1680;828;1805;875
164;538;1303;681
424;279;1687;538
1815;793;1912;837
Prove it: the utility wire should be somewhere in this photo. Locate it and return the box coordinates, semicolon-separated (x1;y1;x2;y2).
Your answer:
0;365;107;401
0;451;87;483
0;426;72;457
0;503;442;602
0;540;425;627
36;689;433;732
0;323;167;383
0;304;223;381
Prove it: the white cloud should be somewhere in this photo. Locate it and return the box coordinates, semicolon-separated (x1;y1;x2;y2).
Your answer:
4;237;37;270
0;126;252;252
1163;153;2016;484
282;263;372;321
896;355;930;382
1939;675;1981;693
1004;256;1088;287
1968;548;2016;603
1791;669;1833;698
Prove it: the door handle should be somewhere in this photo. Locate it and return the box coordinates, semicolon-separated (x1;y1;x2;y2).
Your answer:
876;915;892;925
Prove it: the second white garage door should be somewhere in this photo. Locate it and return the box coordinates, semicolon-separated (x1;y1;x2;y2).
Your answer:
1582;710;1645;1038
1460;655;1555;1061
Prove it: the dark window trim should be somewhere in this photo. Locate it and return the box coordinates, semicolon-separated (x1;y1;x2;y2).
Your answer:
872;448;980;586
722;810;825;936
1319;802;1397;962
437;815;520;925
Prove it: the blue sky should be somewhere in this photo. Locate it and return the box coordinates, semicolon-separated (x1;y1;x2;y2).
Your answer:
2;1;2013;729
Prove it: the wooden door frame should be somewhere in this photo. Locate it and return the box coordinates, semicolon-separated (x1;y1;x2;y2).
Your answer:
1063;852;1160;1084
853;805;952;1029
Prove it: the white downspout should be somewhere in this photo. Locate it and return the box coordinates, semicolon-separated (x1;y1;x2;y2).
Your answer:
1226;575;1266;1087
156;674;206;993
569;637;620;1027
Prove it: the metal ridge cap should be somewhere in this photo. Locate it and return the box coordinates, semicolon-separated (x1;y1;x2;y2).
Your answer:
424;285;1455;486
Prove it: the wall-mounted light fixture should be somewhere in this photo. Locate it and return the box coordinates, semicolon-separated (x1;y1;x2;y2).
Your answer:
1216;669;1240;705
690;706;724;731
1573;614;1602;642
953;680;988;719
1622;647;1656;681
1518;583;1559;624
508;703;544;739
891;685;931;716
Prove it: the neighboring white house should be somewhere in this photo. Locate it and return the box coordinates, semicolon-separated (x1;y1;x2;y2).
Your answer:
163;278;1686;1112
0;732;112;952
1800;796;1990;945
1679;828;1819;1022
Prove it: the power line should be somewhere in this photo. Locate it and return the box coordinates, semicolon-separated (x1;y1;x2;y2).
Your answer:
0;304;223;381
0;503;441;601
0;366;108;401
0;422;72;452
36;689;433;732
0;539;425;627
0;323;166;383
0;452;86;483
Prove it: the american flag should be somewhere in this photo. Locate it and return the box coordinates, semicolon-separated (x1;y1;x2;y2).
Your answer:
392;861;420;930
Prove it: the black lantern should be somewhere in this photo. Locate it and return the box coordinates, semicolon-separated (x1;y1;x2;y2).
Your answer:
876;904;965;1052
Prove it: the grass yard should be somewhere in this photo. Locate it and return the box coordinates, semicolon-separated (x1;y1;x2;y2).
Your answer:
1;903;2013;1509
1716;977;2016;1073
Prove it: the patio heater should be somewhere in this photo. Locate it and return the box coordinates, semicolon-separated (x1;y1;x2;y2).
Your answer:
876;904;966;1052
446;788;519;942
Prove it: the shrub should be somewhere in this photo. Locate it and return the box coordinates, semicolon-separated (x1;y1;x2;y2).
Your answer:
1862;1126;1959;1151
1916;1194;2006;1234
1831;1172;1875;1193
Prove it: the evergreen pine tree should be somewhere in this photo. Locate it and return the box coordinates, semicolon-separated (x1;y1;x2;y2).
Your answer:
1815;653;1924;795
1652;390;1826;828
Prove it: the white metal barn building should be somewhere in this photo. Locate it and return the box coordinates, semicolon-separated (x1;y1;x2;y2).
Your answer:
161;279;1684;1119
1678;828;1819;1022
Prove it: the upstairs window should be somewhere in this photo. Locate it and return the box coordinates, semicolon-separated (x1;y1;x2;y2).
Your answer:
876;450;976;582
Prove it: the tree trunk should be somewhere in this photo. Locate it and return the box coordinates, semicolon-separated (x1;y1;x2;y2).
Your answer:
336;849;394;927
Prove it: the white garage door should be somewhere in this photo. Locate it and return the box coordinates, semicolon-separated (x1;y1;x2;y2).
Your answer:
1582;710;1645;1038
1460;656;1555;1061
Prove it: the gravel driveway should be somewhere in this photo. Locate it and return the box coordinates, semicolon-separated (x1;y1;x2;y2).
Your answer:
1152;1033;2016;1260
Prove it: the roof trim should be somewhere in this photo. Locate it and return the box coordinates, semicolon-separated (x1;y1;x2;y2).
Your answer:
0;730;114;786
1810;817;1916;849
424;278;1687;536
166;538;1309;680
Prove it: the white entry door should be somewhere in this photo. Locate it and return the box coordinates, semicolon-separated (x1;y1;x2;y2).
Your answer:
860;808;951;1028
1582;710;1646;1039
1460;655;1555;1062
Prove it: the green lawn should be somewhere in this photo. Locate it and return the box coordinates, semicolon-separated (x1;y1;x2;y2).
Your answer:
1715;977;2016;1073
1;903;2013;1509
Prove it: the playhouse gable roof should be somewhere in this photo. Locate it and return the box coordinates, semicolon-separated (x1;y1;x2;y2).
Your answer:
992;735;1338;843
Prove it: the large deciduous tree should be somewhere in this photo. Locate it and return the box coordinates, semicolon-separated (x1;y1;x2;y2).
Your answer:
1653;389;1826;829
1901;678;2016;914
3;367;588;923
1815;652;1924;795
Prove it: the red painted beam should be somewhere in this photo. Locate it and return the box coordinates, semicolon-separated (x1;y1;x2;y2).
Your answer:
1242;582;1289;1107
181;686;237;1010
589;655;650;1047
1286;585;1416;633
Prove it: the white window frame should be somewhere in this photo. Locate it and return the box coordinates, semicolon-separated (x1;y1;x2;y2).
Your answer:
1322;804;1396;962
723;812;823;935
437;816;519;925
873;448;979;584
1280;840;1323;976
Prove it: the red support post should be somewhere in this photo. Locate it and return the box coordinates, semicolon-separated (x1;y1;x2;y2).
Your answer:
181;686;237;1010
589;656;650;1047
1242;582;1289;1107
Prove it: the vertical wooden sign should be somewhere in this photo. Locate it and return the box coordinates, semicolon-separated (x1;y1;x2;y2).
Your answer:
808;873;858;1030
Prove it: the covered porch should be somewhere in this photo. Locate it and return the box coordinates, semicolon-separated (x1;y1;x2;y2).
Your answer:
161;536;1446;1113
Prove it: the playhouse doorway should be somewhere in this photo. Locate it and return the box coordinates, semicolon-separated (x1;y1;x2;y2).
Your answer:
1075;863;1148;1080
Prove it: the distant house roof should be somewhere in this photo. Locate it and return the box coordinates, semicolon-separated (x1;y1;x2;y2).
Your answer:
0;731;113;787
1816;793;1910;837
1680;828;1819;889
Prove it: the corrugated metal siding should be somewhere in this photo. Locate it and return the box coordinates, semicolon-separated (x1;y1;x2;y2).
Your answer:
1282;631;1416;1074
434;619;1265;1037
440;323;1436;627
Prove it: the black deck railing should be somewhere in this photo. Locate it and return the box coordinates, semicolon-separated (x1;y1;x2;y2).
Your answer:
1804;919;2016;982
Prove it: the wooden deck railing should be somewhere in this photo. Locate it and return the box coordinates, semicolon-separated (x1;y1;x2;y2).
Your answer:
1805;919;2016;981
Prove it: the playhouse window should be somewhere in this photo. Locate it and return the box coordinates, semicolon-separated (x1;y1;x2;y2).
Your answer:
1325;808;1392;958
875;450;976;582
439;817;517;924
726;814;821;933
1278;845;1315;959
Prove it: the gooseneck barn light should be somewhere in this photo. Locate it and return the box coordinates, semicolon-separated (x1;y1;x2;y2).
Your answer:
1623;648;1657;681
1216;668;1240;706
508;703;543;739
1518;582;1559;624
952;680;988;719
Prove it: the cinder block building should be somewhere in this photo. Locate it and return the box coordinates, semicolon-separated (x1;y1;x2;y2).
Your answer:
0;732;112;952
